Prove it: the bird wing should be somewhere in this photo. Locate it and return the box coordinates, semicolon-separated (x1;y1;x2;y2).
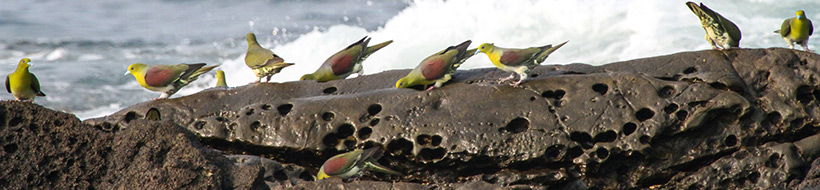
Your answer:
324;150;365;175
329;37;369;75
499;47;539;67
712;8;742;42
808;19;814;35
4;76;10;93
30;73;45;96
780;18;793;36
144;64;187;87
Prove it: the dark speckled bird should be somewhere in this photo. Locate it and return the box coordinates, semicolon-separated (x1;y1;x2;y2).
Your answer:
685;2;742;50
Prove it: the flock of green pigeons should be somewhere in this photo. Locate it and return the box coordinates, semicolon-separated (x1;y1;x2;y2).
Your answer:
3;2;817;180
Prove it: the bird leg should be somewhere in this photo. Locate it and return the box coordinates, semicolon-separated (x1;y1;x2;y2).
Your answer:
499;73;516;83
512;72;529;87
800;41;814;53
784;38;796;49
265;75;272;83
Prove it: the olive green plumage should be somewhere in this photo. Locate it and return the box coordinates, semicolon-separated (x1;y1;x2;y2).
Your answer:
301;36;393;82
395;40;476;91
685;2;742;50
5;58;45;101
245;33;295;83
215;70;227;88
775;10;814;52
125;63;218;99
317;147;401;180
476;41;567;86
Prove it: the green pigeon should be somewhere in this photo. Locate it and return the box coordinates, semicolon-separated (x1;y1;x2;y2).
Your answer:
685;2;742;50
5;58;45;101
395;40;476;91
125;63;218;99
775;10;814;52
215;70;227;88
317;147;402;180
245;32;295;83
301;36;393;82
476;41;567;86
145;108;161;120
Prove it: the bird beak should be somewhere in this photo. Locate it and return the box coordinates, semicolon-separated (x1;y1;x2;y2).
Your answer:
124;71;131;76
474;50;481;55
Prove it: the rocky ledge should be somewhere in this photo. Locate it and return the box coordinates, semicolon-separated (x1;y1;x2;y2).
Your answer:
2;48;820;189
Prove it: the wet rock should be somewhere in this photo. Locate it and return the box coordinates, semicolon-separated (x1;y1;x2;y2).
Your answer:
8;48;820;189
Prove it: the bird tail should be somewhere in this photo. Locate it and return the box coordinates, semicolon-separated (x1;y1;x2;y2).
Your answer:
774;30;781;33
363;40;394;58
364;160;403;176
535;41;568;63
190;64;219;80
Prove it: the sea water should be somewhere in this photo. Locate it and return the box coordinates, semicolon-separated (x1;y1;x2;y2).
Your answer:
0;0;817;119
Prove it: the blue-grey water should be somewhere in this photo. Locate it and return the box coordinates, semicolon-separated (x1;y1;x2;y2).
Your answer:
0;0;817;119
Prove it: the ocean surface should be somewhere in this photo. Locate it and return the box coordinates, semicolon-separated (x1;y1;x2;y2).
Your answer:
0;0;817;119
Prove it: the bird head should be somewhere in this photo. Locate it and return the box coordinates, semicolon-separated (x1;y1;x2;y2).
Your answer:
125;63;147;76
477;43;495;54
17;58;32;69
395;77;411;88
797;10;806;19
300;74;315;81
246;33;259;46
317;170;330;180
216;70;225;79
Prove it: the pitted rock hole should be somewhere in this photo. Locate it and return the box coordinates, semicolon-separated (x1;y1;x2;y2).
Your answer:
635;108;655;122
124;111;137;123
592;83;609;95
529;96;536;101
416;134;432;146
724;135;738;147
245;109;254;116
273;170;288;181
766;112;782;124
8;116;23;127
567;146;584;159
322;133;339;147
709;82;728;90
299;171;314;181
323;86;338;94
748;172;760;183
367;104;382;116
502;117;529;133
765;153;781;168
664;103;679;114
370;118;380;126
277;104;293;116
419;147;447;161
622;123;637;136
3;143;18;153
337;124;355;138
322;112;335;121
343;139;356;148
387;138;414;155
250;121;262;131
193;121;206;130
261;104;272;110
676;110;689;121
658;86;676;99
594;130;617;142
545;144;566;160
431;135;442;146
357;127;372;140
683;66;697;74
639;135;651;144
570;131;594;149
796;85;815;104
541;90;566;99
596;147;609;159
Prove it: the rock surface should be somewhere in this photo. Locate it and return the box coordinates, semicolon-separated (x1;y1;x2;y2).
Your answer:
2;48;820;189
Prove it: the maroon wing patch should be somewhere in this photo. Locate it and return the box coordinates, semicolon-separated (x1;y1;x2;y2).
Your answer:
422;58;447;80
144;67;177;87
323;156;348;175
331;54;354;75
499;51;521;66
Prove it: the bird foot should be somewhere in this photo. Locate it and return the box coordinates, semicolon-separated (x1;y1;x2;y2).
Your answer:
498;76;514;83
152;97;163;101
425;86;436;91
512;80;524;87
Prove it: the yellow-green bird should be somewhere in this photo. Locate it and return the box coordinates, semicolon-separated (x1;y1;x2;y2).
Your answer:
775;10;814;52
125;63;218;99
395;40;476;91
476;41;567;86
685;2;742;50
300;36;393;82
215;70;227;88
5;58;45;101
245;33;295;83
317;147;401;180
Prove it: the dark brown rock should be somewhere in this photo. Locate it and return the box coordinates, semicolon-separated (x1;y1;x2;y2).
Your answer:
6;48;820;189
